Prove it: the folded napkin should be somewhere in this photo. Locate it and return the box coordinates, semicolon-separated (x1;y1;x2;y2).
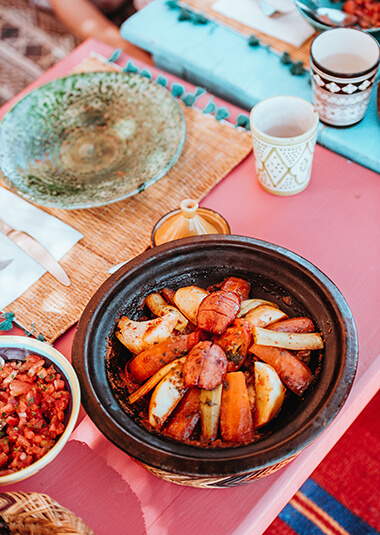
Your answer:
212;0;316;47
0;187;83;310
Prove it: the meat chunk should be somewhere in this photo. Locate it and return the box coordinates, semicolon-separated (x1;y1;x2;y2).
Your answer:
197;291;240;335
216;318;251;371
249;344;313;396
269;317;315;333
183;341;228;390
221;277;251;302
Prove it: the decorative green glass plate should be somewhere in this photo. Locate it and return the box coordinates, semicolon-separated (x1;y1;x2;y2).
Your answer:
0;71;186;209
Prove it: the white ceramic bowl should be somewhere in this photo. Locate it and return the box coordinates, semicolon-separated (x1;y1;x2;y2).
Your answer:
0;336;80;485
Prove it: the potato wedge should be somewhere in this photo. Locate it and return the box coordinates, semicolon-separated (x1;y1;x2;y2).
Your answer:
129;357;186;404
116;311;178;354
252;326;324;350
254;361;286;428
149;360;187;428
244;305;288;329
238;299;279;318
173;285;208;324
145;293;188;331
200;384;222;442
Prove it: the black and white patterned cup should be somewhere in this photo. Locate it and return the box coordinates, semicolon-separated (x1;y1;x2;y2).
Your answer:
310;28;380;127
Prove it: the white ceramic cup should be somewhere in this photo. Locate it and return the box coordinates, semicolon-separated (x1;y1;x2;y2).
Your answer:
250;96;319;196
310;28;380;127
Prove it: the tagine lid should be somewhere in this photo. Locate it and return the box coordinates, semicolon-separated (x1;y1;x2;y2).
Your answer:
151;199;231;246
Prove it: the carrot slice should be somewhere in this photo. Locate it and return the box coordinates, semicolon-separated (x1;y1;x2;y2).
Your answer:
129;333;200;383
165;388;201;441
220;372;254;443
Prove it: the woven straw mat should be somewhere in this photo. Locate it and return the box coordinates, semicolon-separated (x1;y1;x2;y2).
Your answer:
0;491;94;534
1;54;253;343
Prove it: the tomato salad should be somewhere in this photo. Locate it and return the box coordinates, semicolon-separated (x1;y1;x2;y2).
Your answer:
0;353;70;475
112;276;324;448
339;0;380;28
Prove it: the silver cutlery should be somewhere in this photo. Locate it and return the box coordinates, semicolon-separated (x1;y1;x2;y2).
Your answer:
0;259;13;272
0;218;70;286
258;0;358;27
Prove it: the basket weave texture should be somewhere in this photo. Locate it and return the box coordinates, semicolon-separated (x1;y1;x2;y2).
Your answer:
0;492;95;534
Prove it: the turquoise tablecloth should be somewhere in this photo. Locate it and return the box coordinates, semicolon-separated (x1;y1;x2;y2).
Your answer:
121;0;380;173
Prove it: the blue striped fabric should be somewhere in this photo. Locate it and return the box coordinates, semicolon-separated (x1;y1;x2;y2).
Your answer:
279;479;380;535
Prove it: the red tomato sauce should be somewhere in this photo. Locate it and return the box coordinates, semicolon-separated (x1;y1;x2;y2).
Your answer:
0;353;70;475
342;0;380;28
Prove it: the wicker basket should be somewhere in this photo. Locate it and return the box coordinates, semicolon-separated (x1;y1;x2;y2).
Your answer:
0;492;95;534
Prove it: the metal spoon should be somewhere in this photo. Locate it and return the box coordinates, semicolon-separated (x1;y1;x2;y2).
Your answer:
295;1;358;27
257;0;358;27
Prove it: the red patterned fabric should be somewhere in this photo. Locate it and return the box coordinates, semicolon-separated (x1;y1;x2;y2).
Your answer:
264;391;380;534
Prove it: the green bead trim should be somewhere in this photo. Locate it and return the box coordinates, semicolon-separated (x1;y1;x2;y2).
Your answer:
156;74;168;87
171;83;185;97
236;114;251;130
248;35;261;47
24;322;44;341
280;51;293;65
182;86;206;107
192;12;208;24
279;53;307;76
165;3;307;76
140;68;152;79
195;87;206;97
290;60;307;76
215;107;229;121
0;312;44;341
105;52;252;130
178;6;192;21
106;48;122;64
203;98;216;114
167;1;209;25
0;312;14;331
122;60;139;73
182;93;196;107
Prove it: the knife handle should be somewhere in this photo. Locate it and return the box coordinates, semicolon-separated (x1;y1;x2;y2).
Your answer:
0;218;13;237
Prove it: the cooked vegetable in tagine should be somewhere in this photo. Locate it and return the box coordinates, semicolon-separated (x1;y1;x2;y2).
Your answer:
112;276;324;447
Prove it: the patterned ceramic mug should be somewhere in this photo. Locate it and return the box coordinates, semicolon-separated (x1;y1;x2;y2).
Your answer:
250;96;319;196
310;28;380;127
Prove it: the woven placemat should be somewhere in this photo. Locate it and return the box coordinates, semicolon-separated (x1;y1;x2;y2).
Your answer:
2;55;252;343
186;0;315;66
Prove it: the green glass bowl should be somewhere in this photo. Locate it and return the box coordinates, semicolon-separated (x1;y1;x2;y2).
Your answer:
0;71;186;209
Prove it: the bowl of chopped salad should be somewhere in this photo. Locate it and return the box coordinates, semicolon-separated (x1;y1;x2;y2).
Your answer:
296;0;380;37
0;336;80;484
